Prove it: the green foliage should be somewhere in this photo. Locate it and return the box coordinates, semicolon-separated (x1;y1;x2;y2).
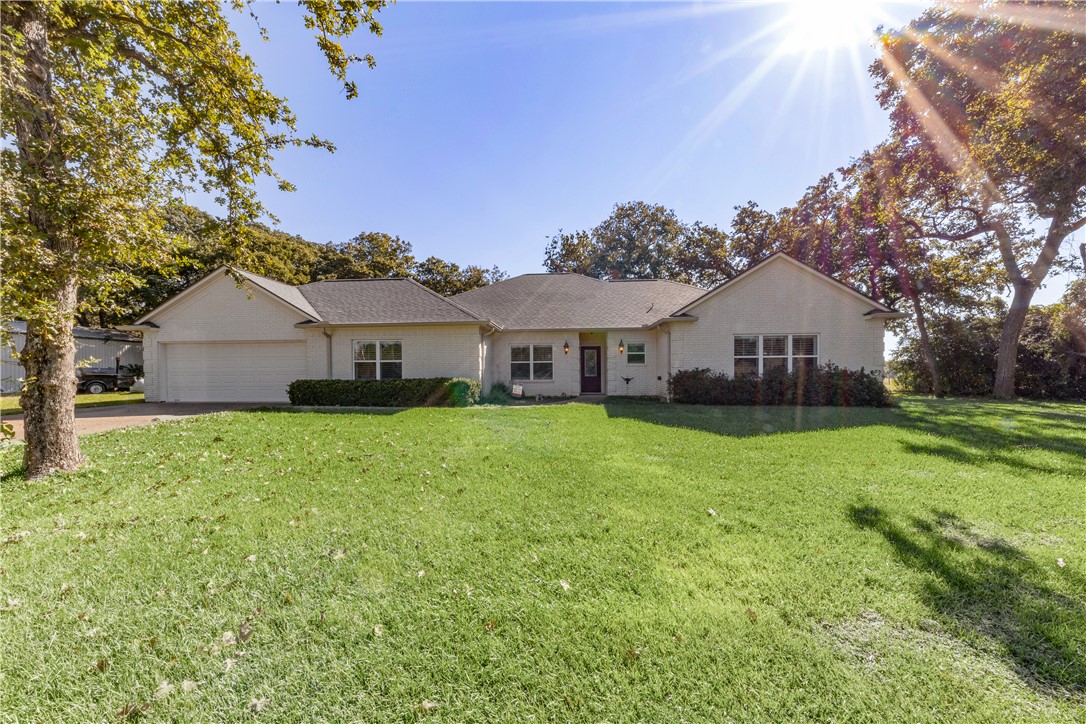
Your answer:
890;303;1086;400
413;256;507;297
0;1;389;331
669;365;892;407
73;205;508;325
0;0;389;473
870;2;1086;396
287;377;481;408
312;231;417;280
120;363;143;378
544;201;734;286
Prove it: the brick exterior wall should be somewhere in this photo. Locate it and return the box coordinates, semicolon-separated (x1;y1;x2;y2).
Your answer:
669;258;887;378
489;331;580;397
143;274;311;401
327;325;484;381
141;257;889;402
605;330;668;397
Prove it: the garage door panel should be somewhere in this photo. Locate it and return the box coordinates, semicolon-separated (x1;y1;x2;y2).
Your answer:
165;342;305;402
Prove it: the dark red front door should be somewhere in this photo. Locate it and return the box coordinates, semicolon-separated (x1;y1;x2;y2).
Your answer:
580;346;601;393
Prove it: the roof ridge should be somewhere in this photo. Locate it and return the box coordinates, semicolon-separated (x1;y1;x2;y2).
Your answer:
300;276;411;285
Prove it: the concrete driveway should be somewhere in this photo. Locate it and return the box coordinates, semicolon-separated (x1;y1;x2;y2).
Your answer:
5;402;280;440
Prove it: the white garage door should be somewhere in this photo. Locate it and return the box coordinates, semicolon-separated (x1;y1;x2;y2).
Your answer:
164;342;306;402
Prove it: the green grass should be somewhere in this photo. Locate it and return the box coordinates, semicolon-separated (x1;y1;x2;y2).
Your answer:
1;398;1083;722
0;391;144;416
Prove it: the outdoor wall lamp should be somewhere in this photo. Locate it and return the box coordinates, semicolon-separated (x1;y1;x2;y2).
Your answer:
618;339;625;354
563;341;570;355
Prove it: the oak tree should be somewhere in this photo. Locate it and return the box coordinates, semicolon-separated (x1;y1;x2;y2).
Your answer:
1;1;387;476
871;1;1086;397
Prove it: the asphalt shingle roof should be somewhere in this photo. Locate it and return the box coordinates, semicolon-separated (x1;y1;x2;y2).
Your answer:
239;270;321;320
296;278;483;325
451;274;706;329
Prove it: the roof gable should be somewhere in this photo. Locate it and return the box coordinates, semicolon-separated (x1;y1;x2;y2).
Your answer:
135;267;321;325
673;253;899;317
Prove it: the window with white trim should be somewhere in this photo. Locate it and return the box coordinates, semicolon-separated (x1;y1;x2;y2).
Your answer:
511;344;553;381
354;340;403;380
733;335;817;377
626;342;646;364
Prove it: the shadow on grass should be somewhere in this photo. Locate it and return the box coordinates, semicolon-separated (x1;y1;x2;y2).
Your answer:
602;398;900;438
894;398;1086;478
849;504;1086;699
241;406;406;417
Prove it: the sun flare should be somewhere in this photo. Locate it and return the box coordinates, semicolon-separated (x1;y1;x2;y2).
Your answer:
779;0;883;53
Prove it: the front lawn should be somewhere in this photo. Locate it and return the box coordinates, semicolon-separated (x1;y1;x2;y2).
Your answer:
2;398;1083;721
0;390;144;416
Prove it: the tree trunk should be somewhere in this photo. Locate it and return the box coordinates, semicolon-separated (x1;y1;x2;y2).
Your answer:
20;295;84;478
992;279;1034;400
11;4;84;476
992;214;1068;399
909;294;944;397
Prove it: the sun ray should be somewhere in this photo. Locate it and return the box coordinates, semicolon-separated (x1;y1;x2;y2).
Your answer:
642;45;789;193
676;14;793;84
875;42;1002;202
944;0;1086;36
764;48;817;139
895;24;1074;137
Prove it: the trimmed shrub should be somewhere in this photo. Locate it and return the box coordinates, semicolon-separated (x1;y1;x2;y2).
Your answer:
287;377;481;408
669;365;891;407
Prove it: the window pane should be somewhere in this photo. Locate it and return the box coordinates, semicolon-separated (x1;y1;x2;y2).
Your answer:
511;362;531;380
533;362;554;380
583;348;598;377
734;358;759;377
627;342;646;354
354;341;376;361
763;357;788;373
793;356;817;374
511;345;530;362
627;353;646;364
380;361;403;379
533;345;553;362
734;336;758;356
380;341;402;361
792;335;817;356
355;361;377;380
763;335;787;356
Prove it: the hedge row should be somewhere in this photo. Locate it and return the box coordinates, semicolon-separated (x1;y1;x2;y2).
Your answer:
287;378;481;408
668;365;892;407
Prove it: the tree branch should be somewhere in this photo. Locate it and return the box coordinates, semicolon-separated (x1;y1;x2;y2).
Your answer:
1066;214;1086;236
989;219;1025;286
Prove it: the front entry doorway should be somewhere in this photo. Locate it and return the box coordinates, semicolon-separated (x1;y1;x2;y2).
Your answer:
580;346;602;394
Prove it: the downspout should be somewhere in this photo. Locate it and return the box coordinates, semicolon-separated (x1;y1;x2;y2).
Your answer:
322;328;333;379
661;325;672;401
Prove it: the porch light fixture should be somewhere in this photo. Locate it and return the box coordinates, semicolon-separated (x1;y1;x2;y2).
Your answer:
563;341;570;355
618;339;625;354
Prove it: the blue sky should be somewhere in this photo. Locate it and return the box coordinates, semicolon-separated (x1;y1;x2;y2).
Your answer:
204;1;1076;302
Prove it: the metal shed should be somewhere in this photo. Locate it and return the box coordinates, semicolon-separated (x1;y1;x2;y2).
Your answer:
1;321;144;394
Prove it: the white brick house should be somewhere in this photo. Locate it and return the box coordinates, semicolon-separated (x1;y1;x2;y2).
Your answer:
122;253;905;403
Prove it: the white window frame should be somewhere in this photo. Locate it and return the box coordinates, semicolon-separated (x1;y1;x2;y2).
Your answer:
626;341;647;365
353;339;403;380
510;344;554;381
733;334;818;376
